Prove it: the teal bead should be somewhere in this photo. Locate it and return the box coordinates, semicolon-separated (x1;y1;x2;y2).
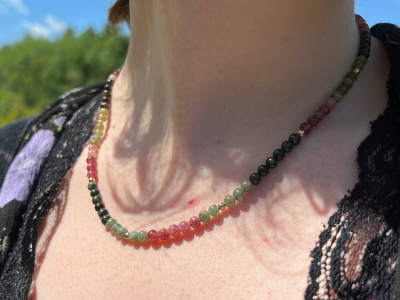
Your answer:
199;210;211;222
241;181;253;192
106;218;117;229
233;188;245;200
90;189;100;197
117;227;128;239
138;231;148;242
101;215;111;225
129;231;139;242
208;205;220;216
88;182;97;190
92;195;102;204
98;208;109;217
224;196;236;207
111;223;122;234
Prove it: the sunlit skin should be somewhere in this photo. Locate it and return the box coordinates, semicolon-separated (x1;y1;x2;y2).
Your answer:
30;1;390;299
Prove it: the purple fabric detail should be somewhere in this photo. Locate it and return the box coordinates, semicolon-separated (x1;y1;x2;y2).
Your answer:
53;116;67;127
0;129;55;207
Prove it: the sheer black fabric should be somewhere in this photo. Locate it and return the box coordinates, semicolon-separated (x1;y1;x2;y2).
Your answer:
305;24;400;300
0;23;399;300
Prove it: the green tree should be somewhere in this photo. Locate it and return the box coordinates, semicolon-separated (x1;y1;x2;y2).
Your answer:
0;24;129;126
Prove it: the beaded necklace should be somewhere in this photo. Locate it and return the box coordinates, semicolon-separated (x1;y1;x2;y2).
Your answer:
86;14;371;243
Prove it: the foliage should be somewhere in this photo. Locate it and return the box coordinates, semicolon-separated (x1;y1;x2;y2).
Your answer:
0;24;129;126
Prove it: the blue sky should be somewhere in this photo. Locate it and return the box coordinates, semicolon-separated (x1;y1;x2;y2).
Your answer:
0;0;399;47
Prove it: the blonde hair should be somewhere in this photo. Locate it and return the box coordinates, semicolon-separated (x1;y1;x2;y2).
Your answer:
108;0;130;25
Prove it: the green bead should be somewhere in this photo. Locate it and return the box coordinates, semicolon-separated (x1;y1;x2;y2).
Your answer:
352;61;364;71
233;188;245;200
129;231;139;242
98;208;109;217
208;205;220;216
88;182;97;190
241;181;252;192
101;215;111;225
336;85;348;96
112;223;122;234
117;227;128;239
92;195;102;204
199;210;211;222
224;196;236;207
346;71;358;82
331;92;343;102
342;78;353;89
138;231;148;242
106;218;117;229
90;189;100;197
355;55;367;63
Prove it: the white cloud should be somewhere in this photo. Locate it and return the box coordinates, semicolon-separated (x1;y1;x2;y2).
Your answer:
0;0;29;15
21;15;67;38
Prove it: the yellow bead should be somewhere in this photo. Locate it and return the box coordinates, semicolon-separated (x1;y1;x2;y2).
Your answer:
95;129;104;136
91;139;100;146
98;114;107;122
100;108;109;116
95;123;104;131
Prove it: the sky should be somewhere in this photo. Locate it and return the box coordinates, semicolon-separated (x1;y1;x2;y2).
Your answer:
0;0;399;47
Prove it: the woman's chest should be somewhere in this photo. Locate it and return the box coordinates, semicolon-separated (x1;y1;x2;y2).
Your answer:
29;168;338;300
29;102;379;299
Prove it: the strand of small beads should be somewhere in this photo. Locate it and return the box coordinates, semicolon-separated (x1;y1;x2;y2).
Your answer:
86;14;371;243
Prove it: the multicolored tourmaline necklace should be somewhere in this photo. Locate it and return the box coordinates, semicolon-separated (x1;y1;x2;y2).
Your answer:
86;14;371;243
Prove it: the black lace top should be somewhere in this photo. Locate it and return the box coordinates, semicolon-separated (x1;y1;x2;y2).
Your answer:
0;23;399;300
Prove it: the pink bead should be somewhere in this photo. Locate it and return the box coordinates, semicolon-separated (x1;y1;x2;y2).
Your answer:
87;171;97;179
326;97;337;109
158;228;169;240
319;104;331;116
307;116;319;127
89;144;98;152
356;19;365;26
300;122;312;135
358;21;367;27
168;224;180;237
86;156;97;165
189;217;201;228
179;221;190;233
86;164;97;172
109;70;120;82
359;23;370;33
88;150;97;159
148;230;158;242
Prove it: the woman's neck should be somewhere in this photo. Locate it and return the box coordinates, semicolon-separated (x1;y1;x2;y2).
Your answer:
105;0;361;209
112;0;357;146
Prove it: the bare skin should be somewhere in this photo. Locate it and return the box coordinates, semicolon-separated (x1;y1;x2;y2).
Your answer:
29;1;390;299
